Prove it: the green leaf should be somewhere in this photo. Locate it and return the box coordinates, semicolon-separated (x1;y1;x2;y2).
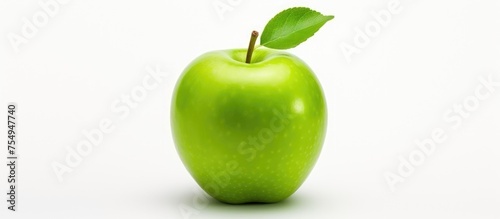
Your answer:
260;7;334;50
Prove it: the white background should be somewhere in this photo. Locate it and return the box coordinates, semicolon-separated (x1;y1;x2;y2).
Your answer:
1;0;500;218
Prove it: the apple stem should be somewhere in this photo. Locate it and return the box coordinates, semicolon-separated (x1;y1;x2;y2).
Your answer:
246;30;259;64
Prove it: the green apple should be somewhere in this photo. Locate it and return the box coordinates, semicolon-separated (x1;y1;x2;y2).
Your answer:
171;47;327;204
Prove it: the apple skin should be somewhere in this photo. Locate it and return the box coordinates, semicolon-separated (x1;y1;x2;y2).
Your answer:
171;48;327;204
